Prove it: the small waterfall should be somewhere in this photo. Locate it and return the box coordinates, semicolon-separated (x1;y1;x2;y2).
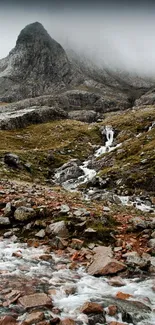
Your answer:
95;125;115;157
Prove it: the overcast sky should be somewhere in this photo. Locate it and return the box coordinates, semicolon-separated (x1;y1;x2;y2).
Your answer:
0;0;155;76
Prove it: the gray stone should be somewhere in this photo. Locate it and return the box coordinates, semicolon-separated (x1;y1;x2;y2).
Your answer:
0;217;10;225
14;206;36;221
123;251;150;269
130;217;148;230
148;238;155;251
54;159;84;184
35;229;46;238
3;230;13;238
46;221;69;238
73;208;90;217
151;231;155;238
4;153;20;168
3;202;12;217
18;293;52;308
60;205;70;214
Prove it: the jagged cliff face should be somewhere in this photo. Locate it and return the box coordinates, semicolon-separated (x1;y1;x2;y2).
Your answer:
0;22;81;102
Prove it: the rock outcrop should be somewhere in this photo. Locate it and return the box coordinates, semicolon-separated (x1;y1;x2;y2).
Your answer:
0;22;81;102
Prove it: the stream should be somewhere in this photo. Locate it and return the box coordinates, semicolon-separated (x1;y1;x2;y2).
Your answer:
0;125;155;324
0;238;155;324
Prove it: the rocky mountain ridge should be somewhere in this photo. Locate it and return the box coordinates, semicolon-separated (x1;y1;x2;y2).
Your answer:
0;21;155;131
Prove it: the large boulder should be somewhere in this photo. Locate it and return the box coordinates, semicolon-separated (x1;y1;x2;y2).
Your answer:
87;246;126;276
54;159;84;184
0;105;68;130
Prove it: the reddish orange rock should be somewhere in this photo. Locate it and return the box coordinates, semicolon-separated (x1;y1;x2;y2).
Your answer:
116;291;133;300
80;302;103;314
25;312;44;325
18;293;52;308
59;319;76;325
0;316;17;325
107;305;117;316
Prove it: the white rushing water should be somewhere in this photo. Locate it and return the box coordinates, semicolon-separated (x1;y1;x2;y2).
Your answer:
119;196;155;213
95;125;121;158
0;238;155;324
57;125;121;191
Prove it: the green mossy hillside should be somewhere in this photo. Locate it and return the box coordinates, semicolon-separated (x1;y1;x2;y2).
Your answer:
0;119;101;182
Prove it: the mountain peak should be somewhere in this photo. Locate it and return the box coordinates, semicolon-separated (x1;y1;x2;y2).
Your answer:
0;22;78;101
16;21;54;47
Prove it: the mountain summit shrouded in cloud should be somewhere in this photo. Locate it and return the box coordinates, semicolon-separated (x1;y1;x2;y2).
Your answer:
0;0;155;77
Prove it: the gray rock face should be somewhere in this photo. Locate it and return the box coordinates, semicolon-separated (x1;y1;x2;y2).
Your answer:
68;109;98;123
0;105;68;130
0;22;77;102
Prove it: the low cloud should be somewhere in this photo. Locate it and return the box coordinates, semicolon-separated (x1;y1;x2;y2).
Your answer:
0;5;155;77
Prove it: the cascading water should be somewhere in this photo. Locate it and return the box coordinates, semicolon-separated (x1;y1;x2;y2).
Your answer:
54;125;121;191
95;125;121;157
0;239;155;324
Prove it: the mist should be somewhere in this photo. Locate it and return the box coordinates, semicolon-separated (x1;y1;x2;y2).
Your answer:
0;3;155;77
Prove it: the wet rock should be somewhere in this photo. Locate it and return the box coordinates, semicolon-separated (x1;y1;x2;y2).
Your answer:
35;229;46;238
87;314;106;325
108;276;125;287
116;292;133;300
18;293;52;308
0;316;17;325
4;153;20;168
87;246;126;276
46;221;69;238
106;305;117;316
54;159;83;184
103;296;151;323
14;206;36;221
80;302;104;314
0;217;10;225
123;251;150;269
3;230;13;238
25;311;44;324
59;318;76;325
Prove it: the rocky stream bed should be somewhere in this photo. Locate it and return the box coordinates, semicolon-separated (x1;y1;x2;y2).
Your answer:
0;121;155;325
